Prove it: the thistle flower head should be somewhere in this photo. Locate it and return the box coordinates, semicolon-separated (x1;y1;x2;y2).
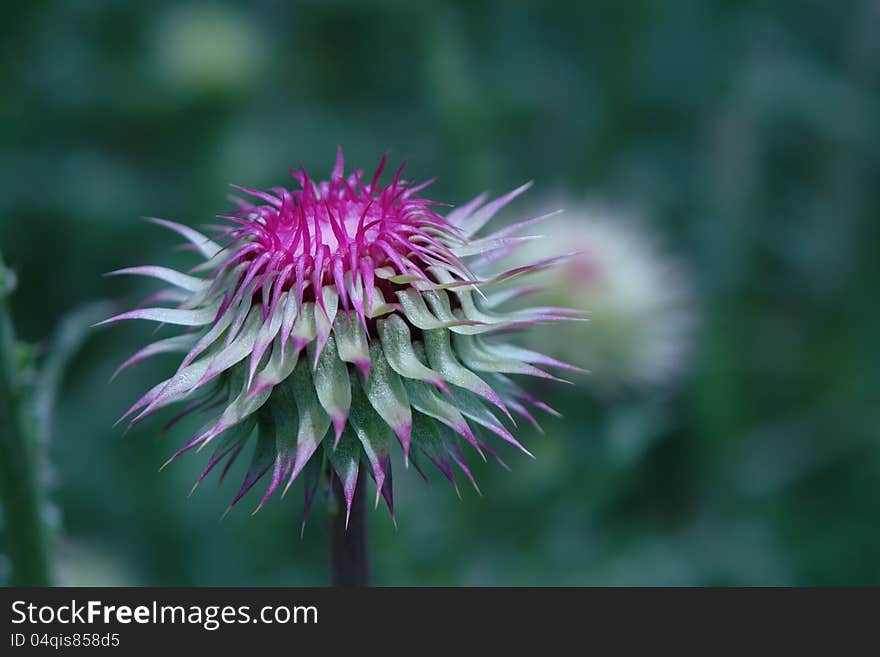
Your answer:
101;149;579;524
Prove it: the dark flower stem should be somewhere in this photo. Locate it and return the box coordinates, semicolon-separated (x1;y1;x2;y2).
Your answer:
329;468;369;587
0;255;51;586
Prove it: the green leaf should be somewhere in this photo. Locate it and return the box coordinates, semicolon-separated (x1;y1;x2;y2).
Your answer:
348;380;393;505
313;286;339;361
362;342;412;457
269;380;299;459
224;413;275;514
410;412;457;491
453;333;549;378
333;312;371;377
422;327;508;417
325;425;361;526
377;314;446;390
396;289;476;331
290;301;317;353
308;333;351;444
284;359;331;492
402;378;481;457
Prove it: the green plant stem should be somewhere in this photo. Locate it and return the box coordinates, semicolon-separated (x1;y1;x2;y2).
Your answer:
328;469;369;587
0;258;51;586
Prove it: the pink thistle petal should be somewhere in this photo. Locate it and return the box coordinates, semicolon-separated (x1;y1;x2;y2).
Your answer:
229;185;282;208
331;145;345;180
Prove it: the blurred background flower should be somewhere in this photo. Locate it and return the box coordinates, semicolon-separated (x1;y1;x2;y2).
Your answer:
0;0;878;585
511;202;696;394
151;4;268;99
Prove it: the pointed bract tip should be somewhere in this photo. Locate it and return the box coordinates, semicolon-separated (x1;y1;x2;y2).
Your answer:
355;359;371;380
331;416;346;447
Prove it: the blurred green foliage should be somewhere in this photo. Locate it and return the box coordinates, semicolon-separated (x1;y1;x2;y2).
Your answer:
0;0;878;585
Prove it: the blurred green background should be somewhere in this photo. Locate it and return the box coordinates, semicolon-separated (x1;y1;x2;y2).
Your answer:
1;0;879;586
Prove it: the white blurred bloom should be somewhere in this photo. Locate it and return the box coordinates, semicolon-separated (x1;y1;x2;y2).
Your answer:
512;202;697;394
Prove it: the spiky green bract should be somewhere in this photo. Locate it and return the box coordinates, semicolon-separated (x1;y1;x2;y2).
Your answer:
100;149;581;523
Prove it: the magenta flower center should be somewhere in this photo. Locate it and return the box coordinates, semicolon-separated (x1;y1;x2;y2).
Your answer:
217;149;470;330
